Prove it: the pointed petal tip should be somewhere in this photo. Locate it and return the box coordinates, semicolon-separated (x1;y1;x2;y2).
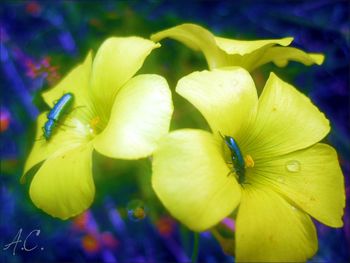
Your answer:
268;71;277;79
84;50;94;65
310;53;325;65
148;38;161;48
282;37;294;46
101;36;160;50
329;219;344;228
20;174;26;184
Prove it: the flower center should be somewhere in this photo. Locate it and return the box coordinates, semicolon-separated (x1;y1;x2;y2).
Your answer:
221;134;246;184
221;134;256;185
88;116;104;135
244;154;255;168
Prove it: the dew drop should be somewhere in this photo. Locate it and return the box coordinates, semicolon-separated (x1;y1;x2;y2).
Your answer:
285;160;301;173
127;199;146;222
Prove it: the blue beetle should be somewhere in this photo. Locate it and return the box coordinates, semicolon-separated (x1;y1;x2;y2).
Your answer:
42;119;56;141
221;133;246;184
42;92;74;140
47;93;74;121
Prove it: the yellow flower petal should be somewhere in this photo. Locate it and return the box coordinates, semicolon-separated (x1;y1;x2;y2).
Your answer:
42;51;92;109
151;23;225;68
29;143;94;219
93;74;173;159
151;23;323;71
214;36;292;55
22;112;89;182
236;187;317;262
152;129;241;232
216;37;323;71
251;143;345;227
176;68;257;138
90;37;160;110
254;47;325;70
240;72;329;160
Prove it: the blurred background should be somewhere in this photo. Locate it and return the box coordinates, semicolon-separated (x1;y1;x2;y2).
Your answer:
0;1;349;262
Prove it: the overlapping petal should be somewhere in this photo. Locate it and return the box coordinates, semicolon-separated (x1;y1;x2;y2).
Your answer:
29;143;94;219
255;47;324;69
152;129;241;232
235;187;317;262
93;74;173;159
24;35;172;220
151;23;323;71
151;23;225;68
251;143;345;227
22;112;89;182
90;37;160;109
240;72;330;160
42;51;93;109
214;36;292;56
176;68;257;138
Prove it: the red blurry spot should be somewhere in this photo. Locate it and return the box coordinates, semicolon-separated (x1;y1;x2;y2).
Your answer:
101;232;119;249
25;56;61;85
0;109;10;133
25;1;42;16
72;212;89;232
81;234;100;254
41;56;50;67
89;18;103;28
156;216;176;238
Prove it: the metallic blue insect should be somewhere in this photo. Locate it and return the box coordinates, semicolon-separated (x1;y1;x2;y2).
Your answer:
221;134;246;184
42;92;74;140
43;119;56;141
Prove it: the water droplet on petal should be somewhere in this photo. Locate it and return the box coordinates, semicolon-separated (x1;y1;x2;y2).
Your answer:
285;160;301;173
127;199;146;222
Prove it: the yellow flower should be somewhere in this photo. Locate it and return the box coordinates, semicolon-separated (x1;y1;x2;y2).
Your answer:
151;23;324;71
152;68;345;261
22;37;173;219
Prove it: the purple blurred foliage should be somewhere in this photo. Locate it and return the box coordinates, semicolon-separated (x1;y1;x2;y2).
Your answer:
1;42;38;120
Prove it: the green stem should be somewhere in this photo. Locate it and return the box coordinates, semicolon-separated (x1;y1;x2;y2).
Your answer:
191;232;199;263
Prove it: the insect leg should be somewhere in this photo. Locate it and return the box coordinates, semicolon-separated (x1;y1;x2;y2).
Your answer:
226;170;233;177
69;105;86;113
58;123;76;129
52;119;76;129
35;136;45;142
